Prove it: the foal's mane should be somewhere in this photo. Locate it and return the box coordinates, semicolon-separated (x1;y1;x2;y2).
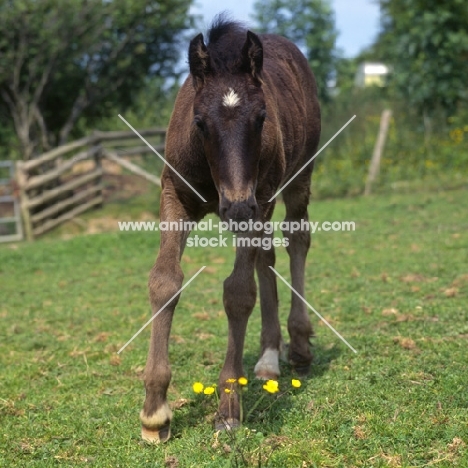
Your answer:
205;15;250;74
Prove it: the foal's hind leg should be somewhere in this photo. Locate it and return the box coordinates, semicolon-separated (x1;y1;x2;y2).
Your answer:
254;232;283;380
281;178;314;374
140;184;191;443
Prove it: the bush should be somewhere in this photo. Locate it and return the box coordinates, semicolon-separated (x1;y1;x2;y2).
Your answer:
312;88;468;199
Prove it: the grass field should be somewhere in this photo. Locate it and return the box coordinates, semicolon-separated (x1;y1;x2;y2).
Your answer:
1;186;467;467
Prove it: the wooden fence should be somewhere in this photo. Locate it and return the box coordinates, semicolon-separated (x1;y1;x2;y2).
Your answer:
16;128;165;240
0;161;23;243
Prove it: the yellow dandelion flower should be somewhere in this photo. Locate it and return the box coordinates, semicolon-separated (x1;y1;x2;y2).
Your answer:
192;382;204;394
204;386;215;395
262;380;279;394
226;378;236;383
238;377;248;386
291;379;301;388
224;388;231;394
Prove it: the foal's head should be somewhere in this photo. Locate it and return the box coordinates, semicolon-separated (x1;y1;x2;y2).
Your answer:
188;21;266;223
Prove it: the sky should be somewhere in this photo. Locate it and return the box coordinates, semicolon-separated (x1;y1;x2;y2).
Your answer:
189;0;381;58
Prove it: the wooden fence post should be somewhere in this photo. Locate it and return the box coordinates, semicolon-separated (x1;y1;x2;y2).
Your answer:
16;161;33;241
93;132;104;209
365;109;392;196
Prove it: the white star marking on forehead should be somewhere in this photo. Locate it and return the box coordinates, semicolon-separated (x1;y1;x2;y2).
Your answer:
222;88;240;108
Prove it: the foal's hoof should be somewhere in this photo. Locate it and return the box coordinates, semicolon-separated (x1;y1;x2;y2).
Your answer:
214;418;240;432
289;347;313;376
140;404;172;443
141;424;171;444
293;364;311;376
254;369;280;380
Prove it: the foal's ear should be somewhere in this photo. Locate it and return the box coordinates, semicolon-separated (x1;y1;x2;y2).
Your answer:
242;31;263;82
189;33;211;90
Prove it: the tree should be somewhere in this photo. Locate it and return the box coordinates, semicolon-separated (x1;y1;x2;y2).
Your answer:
0;0;195;160
252;0;338;102
334;57;359;93
371;0;468;117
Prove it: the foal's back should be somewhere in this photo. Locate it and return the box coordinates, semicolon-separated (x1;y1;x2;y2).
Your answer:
259;33;321;182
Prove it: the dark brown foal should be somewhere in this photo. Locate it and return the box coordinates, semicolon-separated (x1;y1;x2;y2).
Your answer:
139;16;320;442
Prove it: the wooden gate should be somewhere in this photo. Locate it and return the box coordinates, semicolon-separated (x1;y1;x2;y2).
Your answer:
16;128;165;240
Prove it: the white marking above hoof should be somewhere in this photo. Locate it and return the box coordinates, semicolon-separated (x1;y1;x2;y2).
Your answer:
140;404;172;428
254;348;280;380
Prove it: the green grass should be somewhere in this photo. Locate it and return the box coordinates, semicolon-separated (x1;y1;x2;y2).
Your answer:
1;186;467;467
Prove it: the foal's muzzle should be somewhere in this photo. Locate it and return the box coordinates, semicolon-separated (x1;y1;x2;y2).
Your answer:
219;195;258;224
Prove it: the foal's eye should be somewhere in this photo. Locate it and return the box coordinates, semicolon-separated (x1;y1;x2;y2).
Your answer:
255;110;267;130
194;116;206;133
193;115;208;138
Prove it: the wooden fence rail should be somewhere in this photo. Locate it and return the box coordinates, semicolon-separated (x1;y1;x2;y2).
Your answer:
16;128;165;240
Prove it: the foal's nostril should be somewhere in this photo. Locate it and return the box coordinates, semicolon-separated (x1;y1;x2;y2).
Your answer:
220;205;228;219
219;197;230;220
248;200;258;218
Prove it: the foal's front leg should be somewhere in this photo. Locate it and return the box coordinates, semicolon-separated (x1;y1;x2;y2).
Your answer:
216;234;259;430
140;188;191;443
254;231;283;380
